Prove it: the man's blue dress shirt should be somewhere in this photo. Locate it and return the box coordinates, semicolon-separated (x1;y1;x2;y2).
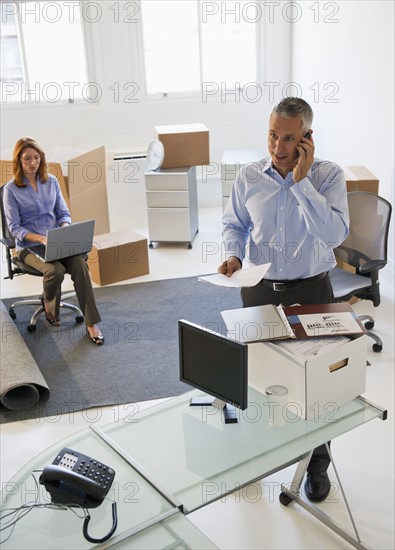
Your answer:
3;174;71;251
222;158;349;281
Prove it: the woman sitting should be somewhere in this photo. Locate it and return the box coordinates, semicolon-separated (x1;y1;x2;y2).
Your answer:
3;137;104;345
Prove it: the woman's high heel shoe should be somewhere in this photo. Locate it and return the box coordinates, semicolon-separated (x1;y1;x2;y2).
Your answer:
42;297;60;326
86;327;104;345
46;316;61;327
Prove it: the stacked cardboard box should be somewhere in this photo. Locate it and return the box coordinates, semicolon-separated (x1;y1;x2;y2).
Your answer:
155;123;210;169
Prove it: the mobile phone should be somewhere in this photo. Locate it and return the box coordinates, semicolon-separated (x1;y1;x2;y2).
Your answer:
297;131;312;157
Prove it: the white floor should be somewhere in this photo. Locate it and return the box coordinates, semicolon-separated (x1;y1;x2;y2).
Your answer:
1;206;394;549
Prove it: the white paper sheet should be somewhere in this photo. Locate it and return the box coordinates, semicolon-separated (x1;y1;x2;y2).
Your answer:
198;263;271;288
274;336;350;358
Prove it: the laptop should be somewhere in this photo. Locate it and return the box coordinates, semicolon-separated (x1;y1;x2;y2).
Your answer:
29;220;95;262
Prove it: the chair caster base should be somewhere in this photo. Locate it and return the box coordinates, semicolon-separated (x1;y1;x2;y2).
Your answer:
27;324;36;333
9;308;16;320
75;316;84;324
372;343;382;352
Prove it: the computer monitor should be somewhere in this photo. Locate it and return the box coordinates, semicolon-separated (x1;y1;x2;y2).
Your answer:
178;320;248;424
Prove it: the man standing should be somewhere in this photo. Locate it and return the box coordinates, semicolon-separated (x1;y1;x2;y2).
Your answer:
218;97;349;501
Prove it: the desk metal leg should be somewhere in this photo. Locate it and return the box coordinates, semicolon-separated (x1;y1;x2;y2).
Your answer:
280;444;369;550
279;450;312;506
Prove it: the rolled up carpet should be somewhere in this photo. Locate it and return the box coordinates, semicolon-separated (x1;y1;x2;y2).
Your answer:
0;301;50;410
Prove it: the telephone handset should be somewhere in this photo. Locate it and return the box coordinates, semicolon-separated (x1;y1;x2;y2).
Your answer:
39;447;115;508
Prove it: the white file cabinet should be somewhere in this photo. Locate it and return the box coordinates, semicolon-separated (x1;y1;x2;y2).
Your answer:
221;149;265;211
145;167;199;248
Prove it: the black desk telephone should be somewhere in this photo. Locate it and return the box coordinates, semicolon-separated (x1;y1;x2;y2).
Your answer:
39;447;116;508
39;447;118;543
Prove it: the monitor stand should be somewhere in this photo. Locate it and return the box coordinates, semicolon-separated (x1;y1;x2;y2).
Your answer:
189;396;238;424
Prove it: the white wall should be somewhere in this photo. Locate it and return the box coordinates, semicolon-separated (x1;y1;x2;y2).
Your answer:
1;1;393;278
1;1;290;211
291;0;394;282
1;2;290;162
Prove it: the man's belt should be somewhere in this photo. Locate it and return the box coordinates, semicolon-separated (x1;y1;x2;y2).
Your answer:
261;271;328;291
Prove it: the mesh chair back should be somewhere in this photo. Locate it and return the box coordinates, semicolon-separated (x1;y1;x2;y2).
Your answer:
0;185;16;246
0;184;44;279
335;192;392;270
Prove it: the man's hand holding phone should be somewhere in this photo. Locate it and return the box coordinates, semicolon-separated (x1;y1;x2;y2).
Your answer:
293;130;314;183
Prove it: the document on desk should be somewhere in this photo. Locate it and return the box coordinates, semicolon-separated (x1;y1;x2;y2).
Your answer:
283;303;366;338
273;336;350;358
198;263;270;288
220;302;364;344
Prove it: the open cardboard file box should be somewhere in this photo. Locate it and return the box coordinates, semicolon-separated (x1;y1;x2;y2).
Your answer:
247;334;367;421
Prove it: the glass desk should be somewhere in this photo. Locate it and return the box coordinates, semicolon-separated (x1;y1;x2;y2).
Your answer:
1;387;386;549
99;388;385;514
110;513;217;550
0;428;217;550
97;387;386;549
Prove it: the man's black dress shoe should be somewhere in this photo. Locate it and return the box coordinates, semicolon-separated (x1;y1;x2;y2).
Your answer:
304;472;331;502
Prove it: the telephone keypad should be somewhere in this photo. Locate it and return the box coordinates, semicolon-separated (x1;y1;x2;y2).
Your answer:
53;447;115;492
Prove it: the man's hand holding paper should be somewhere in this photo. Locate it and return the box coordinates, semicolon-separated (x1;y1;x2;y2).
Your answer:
198;263;271;288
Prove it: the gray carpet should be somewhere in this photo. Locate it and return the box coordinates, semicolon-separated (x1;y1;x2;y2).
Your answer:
1;276;242;423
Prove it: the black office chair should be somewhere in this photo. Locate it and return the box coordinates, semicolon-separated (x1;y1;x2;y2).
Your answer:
0;185;84;332
329;191;392;352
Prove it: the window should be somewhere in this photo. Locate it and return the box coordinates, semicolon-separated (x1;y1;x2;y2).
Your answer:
0;1;90;104
0;4;24;84
140;0;259;96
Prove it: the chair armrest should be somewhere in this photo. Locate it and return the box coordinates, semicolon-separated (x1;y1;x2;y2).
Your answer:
0;236;15;249
358;260;387;274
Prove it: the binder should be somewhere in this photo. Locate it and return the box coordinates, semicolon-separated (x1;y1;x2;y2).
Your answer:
221;302;365;343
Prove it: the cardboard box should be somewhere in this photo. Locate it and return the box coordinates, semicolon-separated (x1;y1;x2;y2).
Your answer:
336;166;378;299
248;334;367;420
87;230;149;285
343;165;379;193
0;160;14;186
1;147;110;236
49;147;110;235
155;123;209;169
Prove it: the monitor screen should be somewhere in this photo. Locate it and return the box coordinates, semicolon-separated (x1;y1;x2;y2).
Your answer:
178;320;248;413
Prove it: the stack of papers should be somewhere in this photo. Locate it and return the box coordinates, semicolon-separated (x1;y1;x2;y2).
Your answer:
198;264;270;288
273;336;350;358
